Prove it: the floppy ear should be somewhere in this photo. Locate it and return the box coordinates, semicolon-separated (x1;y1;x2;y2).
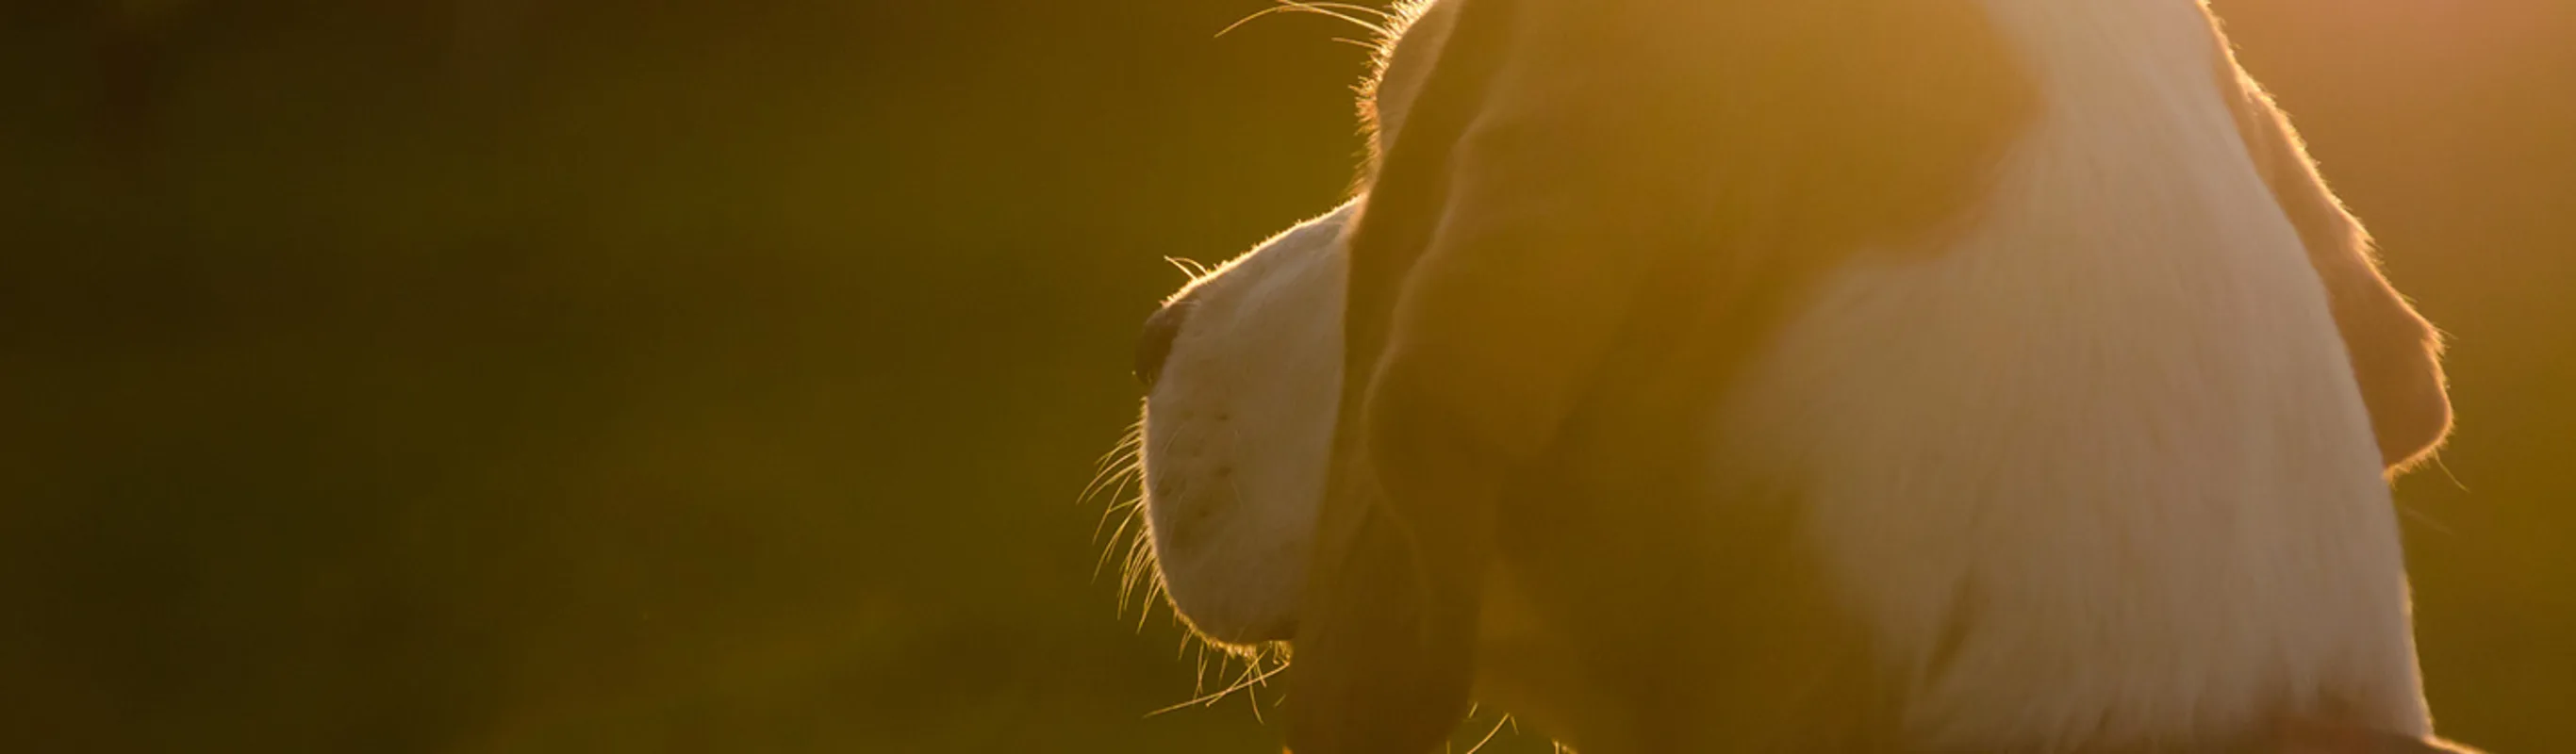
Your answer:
1284;3;1516;750
2205;10;2452;474
1285;1;2031;751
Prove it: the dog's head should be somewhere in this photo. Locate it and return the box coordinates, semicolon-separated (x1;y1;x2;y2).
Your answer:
1126;0;2453;751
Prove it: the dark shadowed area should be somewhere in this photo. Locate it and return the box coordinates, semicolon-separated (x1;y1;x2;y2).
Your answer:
0;1;2567;752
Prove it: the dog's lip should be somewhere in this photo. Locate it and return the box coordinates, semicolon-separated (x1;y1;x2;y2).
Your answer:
1199;615;1297;646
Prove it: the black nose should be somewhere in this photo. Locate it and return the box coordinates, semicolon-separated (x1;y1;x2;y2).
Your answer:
1134;301;1191;390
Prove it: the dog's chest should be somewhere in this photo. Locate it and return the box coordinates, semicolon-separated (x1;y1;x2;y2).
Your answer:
1702;1;2428;747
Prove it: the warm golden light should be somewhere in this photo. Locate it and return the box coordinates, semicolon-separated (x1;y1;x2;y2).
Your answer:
0;0;2563;752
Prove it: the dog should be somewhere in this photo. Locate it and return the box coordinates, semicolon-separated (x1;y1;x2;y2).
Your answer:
1128;0;2463;751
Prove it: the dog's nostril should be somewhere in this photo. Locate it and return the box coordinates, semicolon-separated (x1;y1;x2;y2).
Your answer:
1134;301;1190;390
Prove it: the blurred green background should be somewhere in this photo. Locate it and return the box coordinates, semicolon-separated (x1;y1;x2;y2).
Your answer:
0;1;2565;752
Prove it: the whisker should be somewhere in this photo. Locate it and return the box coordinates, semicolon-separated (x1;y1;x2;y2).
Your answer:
1081;455;1143;511
1085;461;1143;527
1089;484;1138;543
1292;1;1396;21
1094;504;1145;580
2396;502;2455;537
1217;1;1392;41
1087;421;1144;467
1163;255;1212;280
1145;656;1290;717
2432;452;2469;493
1122;530;1164;626
1117;533;1148;612
1195;642;1213;694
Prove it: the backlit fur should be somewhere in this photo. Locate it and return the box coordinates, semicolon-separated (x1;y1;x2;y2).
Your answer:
1128;0;2460;750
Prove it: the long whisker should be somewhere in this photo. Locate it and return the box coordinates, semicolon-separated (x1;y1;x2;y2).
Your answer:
1164;255;1213;280
1090;484;1138;543
1080;422;1145;504
1218;1;1393;40
1145;656;1290;716
1095;504;1145;580
1087;461;1142;537
1121;525;1163;621
1291;1;1395;20
1082;458;1142;516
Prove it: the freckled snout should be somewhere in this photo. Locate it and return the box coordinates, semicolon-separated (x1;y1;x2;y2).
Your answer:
1130;203;1353;649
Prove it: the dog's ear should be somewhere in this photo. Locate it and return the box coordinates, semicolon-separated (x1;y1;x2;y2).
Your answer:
2205;10;2452;474
1285;3;1517;749
1286;1;2031;751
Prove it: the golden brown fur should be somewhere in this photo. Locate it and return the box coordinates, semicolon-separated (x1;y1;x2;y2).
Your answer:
2204;8;2452;474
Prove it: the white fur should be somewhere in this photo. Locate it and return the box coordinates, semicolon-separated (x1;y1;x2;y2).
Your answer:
1135;0;2432;746
1711;1;2428;746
